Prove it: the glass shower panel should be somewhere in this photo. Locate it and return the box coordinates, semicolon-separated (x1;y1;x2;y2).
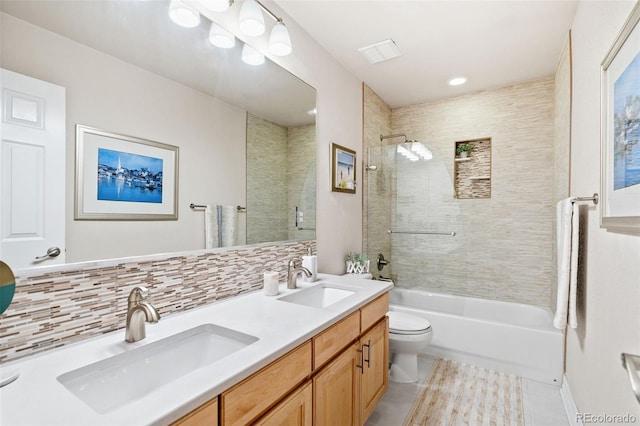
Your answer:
367;143;468;292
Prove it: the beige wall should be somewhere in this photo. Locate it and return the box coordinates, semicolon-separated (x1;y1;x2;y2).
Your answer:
566;0;640;415
1;13;247;262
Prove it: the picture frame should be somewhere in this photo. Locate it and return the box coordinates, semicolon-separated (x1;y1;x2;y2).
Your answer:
331;143;356;194
600;2;640;231
75;125;179;220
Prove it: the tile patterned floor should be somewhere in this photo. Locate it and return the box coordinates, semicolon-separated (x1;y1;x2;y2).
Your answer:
366;356;570;426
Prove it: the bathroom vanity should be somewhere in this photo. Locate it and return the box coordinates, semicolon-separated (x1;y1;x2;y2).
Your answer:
0;275;392;425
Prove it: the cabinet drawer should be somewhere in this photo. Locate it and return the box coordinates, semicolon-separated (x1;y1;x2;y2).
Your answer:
172;397;218;426
360;293;389;333
313;311;360;371
221;341;312;426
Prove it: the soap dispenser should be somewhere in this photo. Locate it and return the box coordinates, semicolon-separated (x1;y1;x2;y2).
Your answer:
302;246;317;282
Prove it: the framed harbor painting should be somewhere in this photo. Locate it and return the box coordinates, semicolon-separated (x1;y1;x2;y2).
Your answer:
75;125;179;220
600;2;640;231
331;143;356;194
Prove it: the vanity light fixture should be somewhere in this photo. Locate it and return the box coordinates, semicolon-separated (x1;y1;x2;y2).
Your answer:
448;76;468;86
239;0;265;36
209;22;236;48
169;0;293;59
242;43;265;65
168;0;201;28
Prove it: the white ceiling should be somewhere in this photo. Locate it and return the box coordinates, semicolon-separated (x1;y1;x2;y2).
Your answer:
275;0;580;108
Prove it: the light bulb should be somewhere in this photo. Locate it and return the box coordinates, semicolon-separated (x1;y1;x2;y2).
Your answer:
269;21;292;56
242;43;265;65
200;0;230;12
168;0;200;28
209;22;235;49
238;0;265;37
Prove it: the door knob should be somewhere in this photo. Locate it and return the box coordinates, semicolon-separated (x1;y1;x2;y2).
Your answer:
34;247;61;261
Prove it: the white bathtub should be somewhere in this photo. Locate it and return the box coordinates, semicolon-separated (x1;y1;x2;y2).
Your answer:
389;288;564;385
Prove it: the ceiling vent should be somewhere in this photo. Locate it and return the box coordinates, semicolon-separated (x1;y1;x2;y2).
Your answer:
358;39;402;64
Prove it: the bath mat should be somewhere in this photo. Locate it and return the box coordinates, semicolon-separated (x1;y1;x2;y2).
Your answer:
403;359;524;426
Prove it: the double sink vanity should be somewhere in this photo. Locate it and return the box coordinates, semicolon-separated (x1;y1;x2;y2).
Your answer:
0;274;392;425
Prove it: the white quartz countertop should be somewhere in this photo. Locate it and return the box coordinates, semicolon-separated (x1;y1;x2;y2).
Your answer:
0;274;392;426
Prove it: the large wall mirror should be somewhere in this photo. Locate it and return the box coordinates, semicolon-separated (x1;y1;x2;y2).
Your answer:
0;0;316;268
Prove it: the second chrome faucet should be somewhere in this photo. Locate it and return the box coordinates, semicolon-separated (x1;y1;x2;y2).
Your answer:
287;258;311;289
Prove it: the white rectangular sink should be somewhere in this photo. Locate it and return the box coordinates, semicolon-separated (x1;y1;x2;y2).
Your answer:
57;324;258;414
278;283;358;309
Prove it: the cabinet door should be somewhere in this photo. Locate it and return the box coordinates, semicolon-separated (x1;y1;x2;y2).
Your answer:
361;317;389;423
254;382;312;426
313;342;361;426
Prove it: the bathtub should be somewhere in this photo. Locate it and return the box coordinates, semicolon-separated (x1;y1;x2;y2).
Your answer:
389;288;564;385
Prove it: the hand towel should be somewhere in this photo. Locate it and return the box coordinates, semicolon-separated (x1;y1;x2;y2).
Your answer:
218;205;237;247
553;198;579;329
204;205;219;249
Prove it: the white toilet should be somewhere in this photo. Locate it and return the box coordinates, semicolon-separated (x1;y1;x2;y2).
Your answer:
387;311;433;383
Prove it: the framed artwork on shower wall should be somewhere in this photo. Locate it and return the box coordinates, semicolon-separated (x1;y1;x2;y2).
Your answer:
75;125;179;220
600;2;640;231
331;143;356;194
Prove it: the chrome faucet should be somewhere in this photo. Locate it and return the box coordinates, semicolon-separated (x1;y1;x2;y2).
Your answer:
287;258;312;289
125;286;160;343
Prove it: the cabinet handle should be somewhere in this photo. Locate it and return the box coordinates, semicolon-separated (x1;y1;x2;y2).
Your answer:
363;340;371;368
356;347;364;374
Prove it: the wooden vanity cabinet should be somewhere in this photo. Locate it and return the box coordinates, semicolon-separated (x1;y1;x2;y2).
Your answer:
172;293;389;426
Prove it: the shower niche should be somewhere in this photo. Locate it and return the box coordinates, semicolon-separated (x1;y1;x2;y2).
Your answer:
454;138;492;199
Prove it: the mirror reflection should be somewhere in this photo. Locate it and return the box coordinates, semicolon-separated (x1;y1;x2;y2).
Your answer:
0;0;316;268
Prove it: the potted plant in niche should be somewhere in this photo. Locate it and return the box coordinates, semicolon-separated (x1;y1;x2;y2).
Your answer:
456;143;473;158
345;252;370;274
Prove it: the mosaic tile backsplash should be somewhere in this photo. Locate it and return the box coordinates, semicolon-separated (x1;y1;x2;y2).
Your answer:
0;240;314;363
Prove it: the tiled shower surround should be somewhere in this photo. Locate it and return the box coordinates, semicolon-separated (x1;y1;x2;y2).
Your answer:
0;240;315;363
364;77;557;307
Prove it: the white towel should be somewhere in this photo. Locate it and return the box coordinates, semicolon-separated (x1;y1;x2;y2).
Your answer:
553;198;579;329
204;205;219;249
218;205;237;247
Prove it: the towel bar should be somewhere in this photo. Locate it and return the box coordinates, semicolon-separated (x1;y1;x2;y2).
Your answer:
388;229;456;236
189;204;246;212
572;193;599;205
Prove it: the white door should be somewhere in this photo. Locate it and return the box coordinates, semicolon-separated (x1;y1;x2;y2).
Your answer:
1;69;66;269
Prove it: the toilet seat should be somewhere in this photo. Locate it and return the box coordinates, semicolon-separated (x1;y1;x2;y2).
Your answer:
388;311;431;335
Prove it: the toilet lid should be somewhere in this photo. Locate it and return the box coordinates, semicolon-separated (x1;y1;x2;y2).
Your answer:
388;311;431;335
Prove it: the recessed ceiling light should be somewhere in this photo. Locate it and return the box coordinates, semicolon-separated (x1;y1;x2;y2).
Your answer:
358;39;402;64
448;76;468;86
